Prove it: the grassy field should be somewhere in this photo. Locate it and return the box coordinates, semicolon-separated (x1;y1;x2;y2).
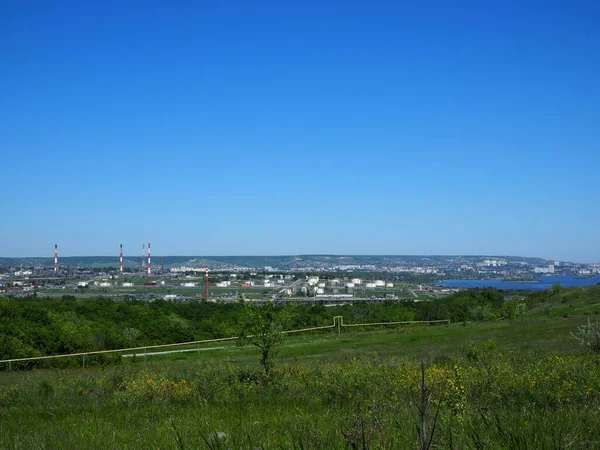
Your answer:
2;286;600;449
122;314;595;366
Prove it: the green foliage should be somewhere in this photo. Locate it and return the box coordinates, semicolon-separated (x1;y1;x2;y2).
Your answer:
2;349;600;448
1;285;599;372
552;283;564;295
416;288;507;323
238;297;292;377
524;285;600;318
571;318;600;354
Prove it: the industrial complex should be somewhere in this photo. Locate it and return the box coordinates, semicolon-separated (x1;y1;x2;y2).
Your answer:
1;245;599;304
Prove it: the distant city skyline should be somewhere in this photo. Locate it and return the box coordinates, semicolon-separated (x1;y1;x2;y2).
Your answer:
1;2;598;262
0;249;593;264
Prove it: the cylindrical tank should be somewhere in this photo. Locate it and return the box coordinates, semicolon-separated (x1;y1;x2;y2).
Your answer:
366;282;376;288
317;282;326;288
375;280;385;287
351;278;362;284
386;283;394;288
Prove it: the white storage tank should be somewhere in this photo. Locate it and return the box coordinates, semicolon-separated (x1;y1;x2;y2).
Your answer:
386;283;394;288
308;277;319;286
346;282;355;288
351;278;362;285
375;280;385;287
366;282;376;288
317;282;326;288
316;288;325;294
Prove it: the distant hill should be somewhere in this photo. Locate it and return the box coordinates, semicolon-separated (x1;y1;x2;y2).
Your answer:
0;254;554;269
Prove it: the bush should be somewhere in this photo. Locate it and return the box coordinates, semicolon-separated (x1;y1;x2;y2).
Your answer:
117;370;193;403
570;319;600;354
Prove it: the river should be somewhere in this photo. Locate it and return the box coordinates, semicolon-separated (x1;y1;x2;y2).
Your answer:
436;275;600;291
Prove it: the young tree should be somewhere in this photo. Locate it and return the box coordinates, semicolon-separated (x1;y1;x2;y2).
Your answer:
238;296;292;377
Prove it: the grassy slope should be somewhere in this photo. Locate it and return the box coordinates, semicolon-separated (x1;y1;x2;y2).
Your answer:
142;314;595;368
1;286;600;449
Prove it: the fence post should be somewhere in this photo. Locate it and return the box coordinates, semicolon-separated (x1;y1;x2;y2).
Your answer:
8;361;11;371
83;355;86;368
333;316;342;334
144;348;147;364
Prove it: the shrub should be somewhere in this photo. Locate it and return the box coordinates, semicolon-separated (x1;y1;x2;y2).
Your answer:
117;370;193;403
238;298;292;378
570;319;600;354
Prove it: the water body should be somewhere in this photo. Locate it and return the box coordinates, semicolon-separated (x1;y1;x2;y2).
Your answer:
437;275;600;291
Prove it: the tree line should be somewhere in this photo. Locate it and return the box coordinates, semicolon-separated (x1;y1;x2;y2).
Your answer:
0;288;521;363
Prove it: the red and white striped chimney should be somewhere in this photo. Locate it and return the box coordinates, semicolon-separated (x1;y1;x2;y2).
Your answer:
120;244;123;273
205;266;209;300
147;243;151;276
54;244;58;272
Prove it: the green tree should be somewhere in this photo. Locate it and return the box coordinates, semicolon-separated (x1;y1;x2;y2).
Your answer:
551;283;564;295
238;296;292;378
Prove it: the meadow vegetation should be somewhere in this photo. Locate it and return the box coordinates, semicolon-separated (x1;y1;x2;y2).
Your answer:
1;285;600;448
0;287;522;365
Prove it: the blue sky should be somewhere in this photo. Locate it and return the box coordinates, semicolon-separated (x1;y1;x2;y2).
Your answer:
1;1;598;261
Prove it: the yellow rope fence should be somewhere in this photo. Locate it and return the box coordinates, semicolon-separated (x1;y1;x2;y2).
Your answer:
0;317;449;369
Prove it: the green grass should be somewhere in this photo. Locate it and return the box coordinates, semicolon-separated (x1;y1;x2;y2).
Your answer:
10;314;596;371
2;289;600;449
2;316;600;449
528;289;600;319
116;314;597;369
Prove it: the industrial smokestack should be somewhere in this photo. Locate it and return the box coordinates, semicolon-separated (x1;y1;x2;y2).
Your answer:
54;244;58;272
205;266;209;300
147;243;151;277
120;244;123;273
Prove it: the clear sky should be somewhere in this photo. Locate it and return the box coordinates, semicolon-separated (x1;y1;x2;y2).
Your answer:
1;1;598;262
